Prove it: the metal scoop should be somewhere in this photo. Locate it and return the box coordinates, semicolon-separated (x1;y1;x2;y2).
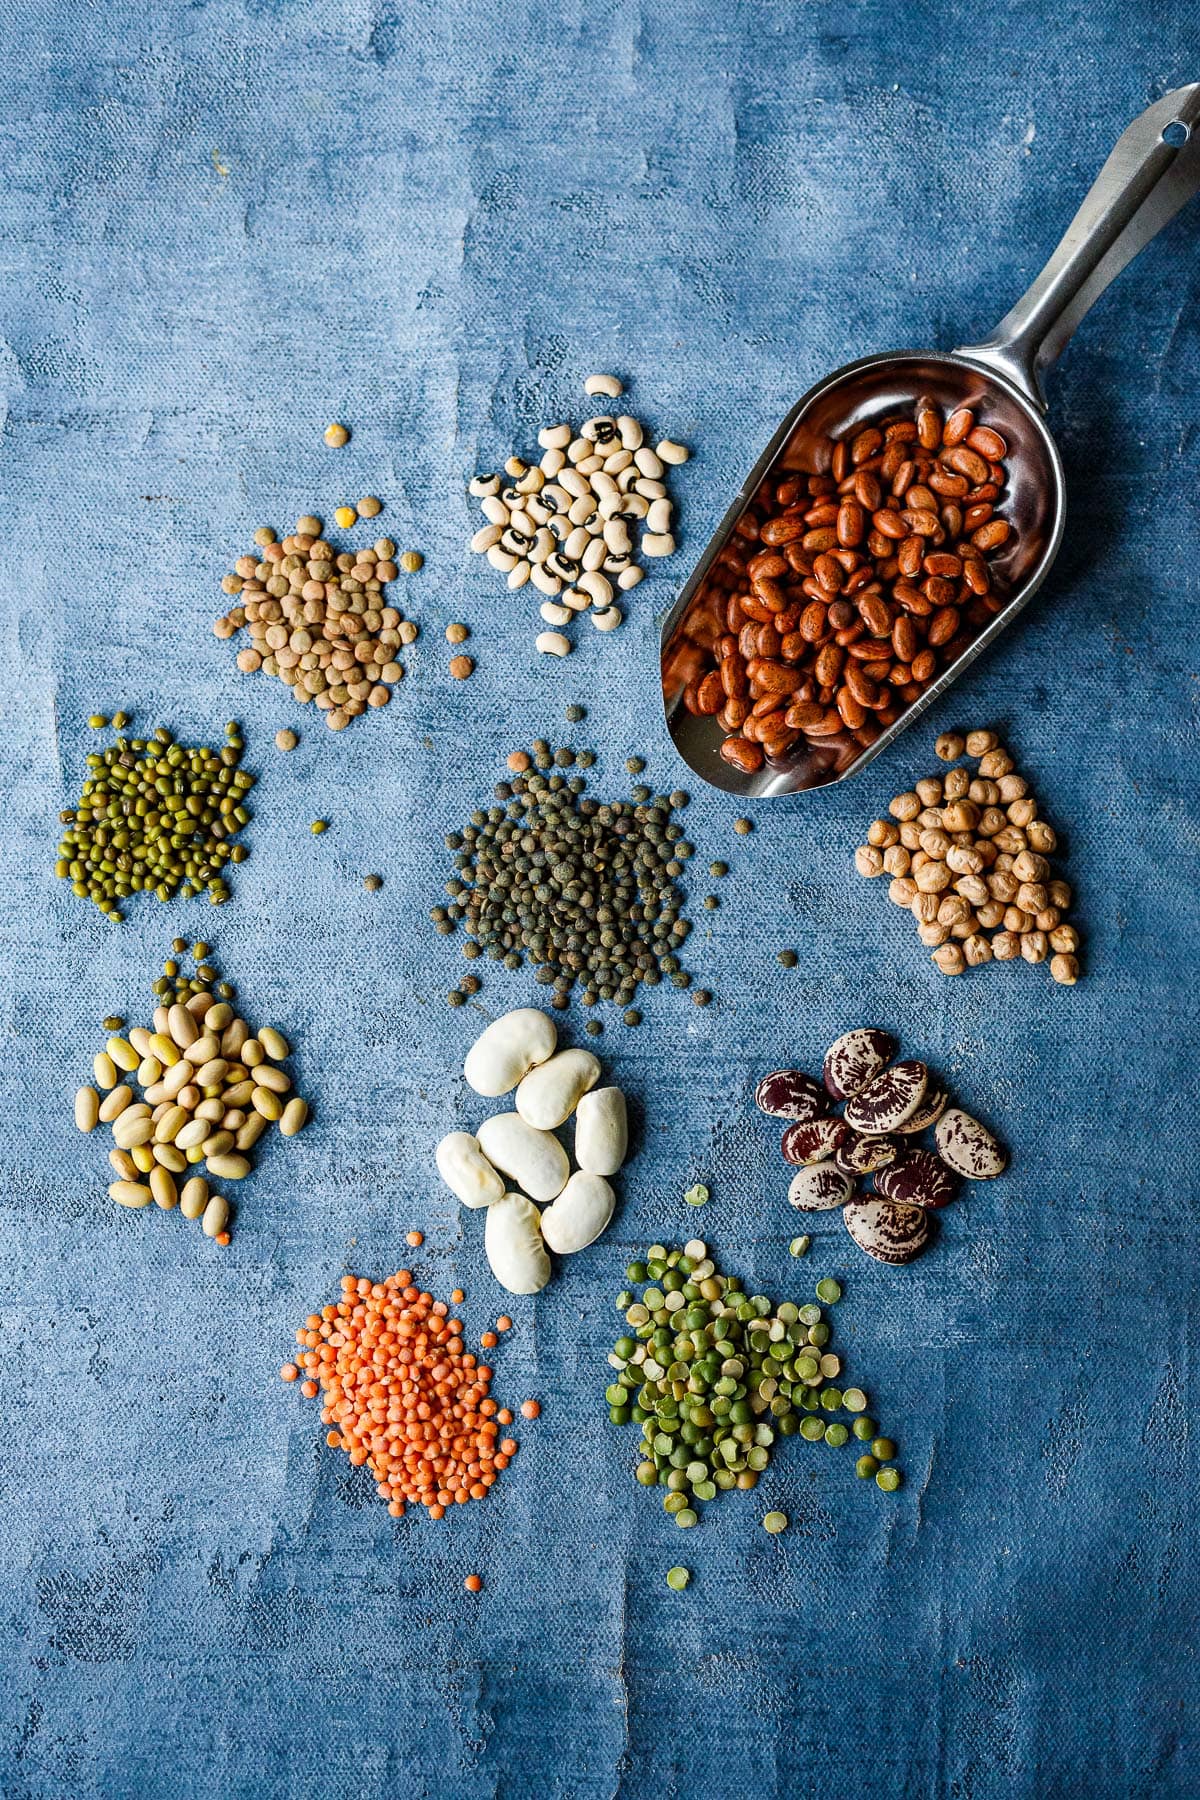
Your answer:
661;85;1200;796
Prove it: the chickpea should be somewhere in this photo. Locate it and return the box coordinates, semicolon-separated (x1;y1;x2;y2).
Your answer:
915;777;944;807
935;732;965;762
941;800;979;832
974;839;998;869
1035;906;1062;932
918;921;951;946
1012;850;1050;883
910;848;929;873
993;826;1027;855
1049;923;1080;954
1006;796;1037;826
946;843;984;876
950;913;978;940
916;806;944;830
991;930;1021;960
889;876;918;907
911;892;941;924
1004;905;1033;933
914;861;953;894
1016;881;1049;914
1027;820;1057;853
938;894;972;926
889;792;921;821
969;778;1000;805
977;901;1006;929
932;942;966;975
899;821;923;850
965;729;998;756
943;767;970;801
1020;931;1049;964
955;875;989;907
920;828;952;858
1048;879;1073;909
882;845;911;877
867;817;900;848
977;748;1014;779
854;845;885;878
963;932;993;966
1050;953;1081;985
977;807;1007;837
997;774;1028;803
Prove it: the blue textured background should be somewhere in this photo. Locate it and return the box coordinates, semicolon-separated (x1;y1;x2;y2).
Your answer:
2;4;1198;1796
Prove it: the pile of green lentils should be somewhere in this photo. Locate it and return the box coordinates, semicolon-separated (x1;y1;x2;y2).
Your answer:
434;730;713;1023
55;717;254;920
605;1241;902;1526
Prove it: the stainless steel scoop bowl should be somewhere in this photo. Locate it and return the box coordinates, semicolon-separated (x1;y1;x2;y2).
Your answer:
661;85;1200;796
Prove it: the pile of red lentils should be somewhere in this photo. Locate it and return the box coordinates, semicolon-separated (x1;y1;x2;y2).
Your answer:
281;1269;525;1520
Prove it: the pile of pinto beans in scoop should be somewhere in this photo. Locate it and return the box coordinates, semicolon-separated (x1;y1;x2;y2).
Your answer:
756;1028;1008;1265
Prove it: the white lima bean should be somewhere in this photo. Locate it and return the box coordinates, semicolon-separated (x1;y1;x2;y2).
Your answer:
540;1172;615;1254
464;1009;557;1097
573;1087;627;1177
484;1192;551;1295
515;1048;601;1131
435;1132;504;1209
476;1113;569;1204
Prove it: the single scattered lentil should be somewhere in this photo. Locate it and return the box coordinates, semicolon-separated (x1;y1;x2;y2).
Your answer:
815;1278;842;1304
683;1183;709;1207
311;820;329;836
275;729;298;752
406;1230;424;1247
734;818;753;836
566;704;585;722
101;1015;124;1032
521;1399;540;1420
449;656;475;680
666;1566;690;1591
778;950;798;968
358;495;382;518
789;1235;811;1257
876;1467;902;1492
363;873;383;892
464;1574;483;1593
400;551;424;573
709;861;728;878
762;1511;788;1534
446;623;469;644
324;422;349;447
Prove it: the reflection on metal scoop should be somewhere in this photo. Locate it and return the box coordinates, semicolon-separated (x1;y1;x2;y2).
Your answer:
661;85;1200;797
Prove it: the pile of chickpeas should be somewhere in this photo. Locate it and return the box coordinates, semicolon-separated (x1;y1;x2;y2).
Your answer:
853;729;1081;984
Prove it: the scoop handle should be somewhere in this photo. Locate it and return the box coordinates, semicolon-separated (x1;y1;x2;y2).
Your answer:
957;84;1200;410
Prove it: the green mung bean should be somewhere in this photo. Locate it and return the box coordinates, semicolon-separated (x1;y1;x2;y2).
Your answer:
55;723;255;919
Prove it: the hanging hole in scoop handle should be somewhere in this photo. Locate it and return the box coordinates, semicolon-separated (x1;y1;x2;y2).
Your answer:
957;83;1200;410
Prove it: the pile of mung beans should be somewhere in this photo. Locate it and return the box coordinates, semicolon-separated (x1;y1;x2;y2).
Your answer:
606;1242;902;1523
73;946;309;1239
55;719;254;919
214;509;419;730
434;744;710;1018
467;373;689;655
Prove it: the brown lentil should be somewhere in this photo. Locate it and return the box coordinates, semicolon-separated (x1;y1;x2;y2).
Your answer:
446;623;470;644
358;495;382;518
275;729;298;752
449;655;475;680
400;551;424;573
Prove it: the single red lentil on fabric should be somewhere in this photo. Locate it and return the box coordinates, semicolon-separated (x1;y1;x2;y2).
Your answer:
282;1269;518;1518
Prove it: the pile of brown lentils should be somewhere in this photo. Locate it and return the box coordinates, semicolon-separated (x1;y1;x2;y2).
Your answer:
213;507;419;731
433;740;711;1023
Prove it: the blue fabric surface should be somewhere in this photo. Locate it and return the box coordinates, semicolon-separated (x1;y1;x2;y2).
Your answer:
2;4;1198;1796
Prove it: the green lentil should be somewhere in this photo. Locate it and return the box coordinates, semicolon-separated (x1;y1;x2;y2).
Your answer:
54;723;255;919
692;990;712;1007
825;1423;850;1448
777;949;798;968
666;1566;690;1590
852;1417;877;1441
876;1467;901;1492
565;704;585;722
815;1278;842;1304
855;1454;879;1479
625;756;644;774
703;894;719;909
871;1438;896;1462
708;861;728;878
762;1511;788;1534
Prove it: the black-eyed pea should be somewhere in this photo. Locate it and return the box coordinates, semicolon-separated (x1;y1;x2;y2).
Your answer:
889;792;921;821
943;767;970;800
1049;923;1080;954
941;799;979;832
1036;906;1062;932
992;930;1021;961
932;942;966;975
963;933;992;966
898;821;922;850
965;729;998;756
1050;953;1080;986
1020;931;1048;964
855;845;885;877
911;891;941;924
1016;882;1048;914
954;875;989;907
997;775;1028;803
915;777;944;807
1027;820;1057;853
918;921;951;946
920;828;951;858
867;818;901;848
977;901;1006;929
882;845;911;877
888;875;918;907
977;748;1014;779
